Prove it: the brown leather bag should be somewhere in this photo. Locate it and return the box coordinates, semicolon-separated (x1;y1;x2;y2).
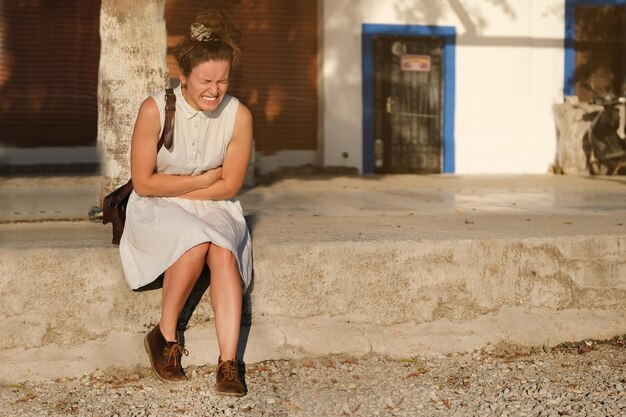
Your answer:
102;88;176;245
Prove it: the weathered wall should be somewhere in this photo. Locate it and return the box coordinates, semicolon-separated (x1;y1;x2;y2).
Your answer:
322;0;566;173
97;0;169;201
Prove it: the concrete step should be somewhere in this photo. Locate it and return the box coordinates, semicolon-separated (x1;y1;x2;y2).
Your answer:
1;174;625;382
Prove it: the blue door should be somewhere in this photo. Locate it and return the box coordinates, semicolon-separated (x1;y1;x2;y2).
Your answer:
362;24;456;174
373;35;444;173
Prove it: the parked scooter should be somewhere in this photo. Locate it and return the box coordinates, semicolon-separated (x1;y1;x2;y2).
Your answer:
581;84;626;175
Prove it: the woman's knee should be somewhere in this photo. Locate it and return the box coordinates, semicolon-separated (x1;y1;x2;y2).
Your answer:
184;242;210;261
207;244;236;269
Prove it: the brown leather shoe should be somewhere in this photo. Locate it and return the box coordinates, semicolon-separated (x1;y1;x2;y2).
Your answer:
143;324;188;383
214;357;246;396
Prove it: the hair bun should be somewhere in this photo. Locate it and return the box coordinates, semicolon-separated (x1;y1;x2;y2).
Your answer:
174;7;243;76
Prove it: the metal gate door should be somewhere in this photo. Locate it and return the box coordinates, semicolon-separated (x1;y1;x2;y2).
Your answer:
373;36;444;173
573;4;626;102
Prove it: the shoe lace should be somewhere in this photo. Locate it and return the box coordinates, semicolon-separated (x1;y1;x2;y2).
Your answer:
219;360;238;381
165;343;189;367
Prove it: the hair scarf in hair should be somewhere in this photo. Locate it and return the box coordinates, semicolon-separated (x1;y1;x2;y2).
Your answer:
190;23;219;42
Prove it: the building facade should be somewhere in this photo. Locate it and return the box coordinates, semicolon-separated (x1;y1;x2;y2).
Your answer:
323;0;626;174
1;0;624;175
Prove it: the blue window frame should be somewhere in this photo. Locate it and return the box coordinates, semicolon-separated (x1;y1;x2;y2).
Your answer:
362;24;456;174
564;0;626;96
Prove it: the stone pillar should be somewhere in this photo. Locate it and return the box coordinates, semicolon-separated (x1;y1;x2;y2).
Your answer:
552;100;603;175
97;0;169;202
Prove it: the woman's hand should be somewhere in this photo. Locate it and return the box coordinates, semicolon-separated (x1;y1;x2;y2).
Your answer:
200;166;223;188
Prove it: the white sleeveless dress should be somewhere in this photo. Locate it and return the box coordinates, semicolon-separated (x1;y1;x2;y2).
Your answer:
119;85;252;292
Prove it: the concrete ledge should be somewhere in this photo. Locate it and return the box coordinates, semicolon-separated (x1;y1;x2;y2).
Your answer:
1;221;625;382
2;308;624;383
1;175;625;382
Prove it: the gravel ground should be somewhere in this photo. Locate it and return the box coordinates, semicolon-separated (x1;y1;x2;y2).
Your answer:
2;340;625;417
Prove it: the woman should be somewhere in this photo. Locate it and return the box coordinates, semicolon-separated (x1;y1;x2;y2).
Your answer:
119;8;252;397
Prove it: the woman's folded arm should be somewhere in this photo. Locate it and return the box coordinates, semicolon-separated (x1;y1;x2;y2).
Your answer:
178;103;253;201
130;97;221;197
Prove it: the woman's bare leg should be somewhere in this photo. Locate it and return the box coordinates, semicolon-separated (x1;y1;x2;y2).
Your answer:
207;243;242;360
160;243;210;341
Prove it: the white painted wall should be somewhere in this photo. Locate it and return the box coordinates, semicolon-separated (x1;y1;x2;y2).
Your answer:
322;0;566;174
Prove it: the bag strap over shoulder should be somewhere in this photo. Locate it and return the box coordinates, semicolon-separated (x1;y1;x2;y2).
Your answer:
157;88;176;151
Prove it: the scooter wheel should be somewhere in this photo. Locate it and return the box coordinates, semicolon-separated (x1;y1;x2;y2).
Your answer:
589;160;609;175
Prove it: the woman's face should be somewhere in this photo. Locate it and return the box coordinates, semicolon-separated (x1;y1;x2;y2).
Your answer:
180;60;231;112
